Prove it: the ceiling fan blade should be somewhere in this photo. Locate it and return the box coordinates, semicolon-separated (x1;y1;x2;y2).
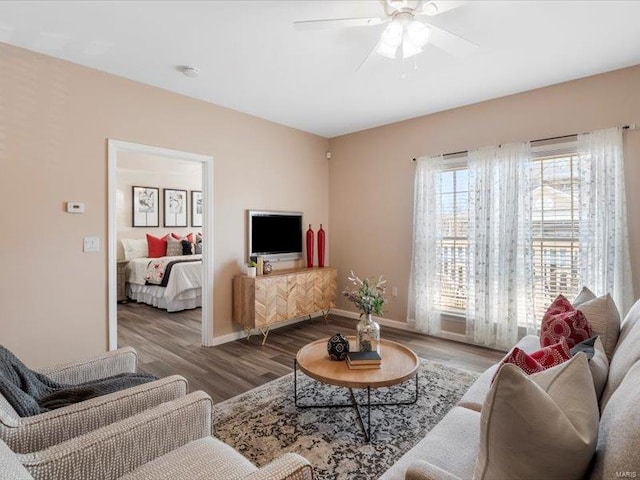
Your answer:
427;23;478;57
420;1;468;16
355;41;381;72
293;17;385;30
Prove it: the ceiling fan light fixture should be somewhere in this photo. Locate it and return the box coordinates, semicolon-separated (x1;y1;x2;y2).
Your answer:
406;20;430;47
380;20;404;48
377;16;430;61
402;33;423;59
375;41;398;59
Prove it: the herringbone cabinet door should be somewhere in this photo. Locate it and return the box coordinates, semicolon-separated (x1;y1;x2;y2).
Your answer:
233;267;337;333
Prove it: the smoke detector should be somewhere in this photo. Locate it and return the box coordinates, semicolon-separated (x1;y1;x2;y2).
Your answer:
179;66;200;78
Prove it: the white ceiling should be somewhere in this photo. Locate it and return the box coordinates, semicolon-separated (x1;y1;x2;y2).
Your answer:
1;1;640;138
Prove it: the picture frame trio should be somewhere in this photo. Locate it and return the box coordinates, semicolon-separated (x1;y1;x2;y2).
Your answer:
132;186;202;228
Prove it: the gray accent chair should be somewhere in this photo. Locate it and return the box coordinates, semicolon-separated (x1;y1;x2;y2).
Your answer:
0;347;188;453
1;390;315;480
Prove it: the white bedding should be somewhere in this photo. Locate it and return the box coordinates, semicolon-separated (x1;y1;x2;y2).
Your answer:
126;284;201;312
125;255;202;312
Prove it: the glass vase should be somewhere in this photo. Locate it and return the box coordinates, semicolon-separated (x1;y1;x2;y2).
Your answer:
356;313;380;353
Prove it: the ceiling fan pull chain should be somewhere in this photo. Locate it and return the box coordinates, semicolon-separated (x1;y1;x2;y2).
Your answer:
401;44;407;79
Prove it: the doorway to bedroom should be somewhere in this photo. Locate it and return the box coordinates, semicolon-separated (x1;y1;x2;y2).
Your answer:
107;140;214;358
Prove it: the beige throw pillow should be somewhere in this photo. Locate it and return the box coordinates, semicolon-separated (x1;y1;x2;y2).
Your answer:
573;287;621;360
121;238;148;261
588;336;609;400
474;354;599;480
573;286;596;306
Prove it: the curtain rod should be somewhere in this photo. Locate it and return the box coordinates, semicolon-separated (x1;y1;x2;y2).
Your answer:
411;124;636;162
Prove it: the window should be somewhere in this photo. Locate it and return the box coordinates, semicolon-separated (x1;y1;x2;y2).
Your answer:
435;164;469;314
434;148;582;320
530;153;582;318
412;127;629;349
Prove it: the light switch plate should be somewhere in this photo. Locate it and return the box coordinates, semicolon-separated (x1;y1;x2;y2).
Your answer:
83;236;100;253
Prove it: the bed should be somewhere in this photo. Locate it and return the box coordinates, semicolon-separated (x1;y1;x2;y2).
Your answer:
125;255;202;312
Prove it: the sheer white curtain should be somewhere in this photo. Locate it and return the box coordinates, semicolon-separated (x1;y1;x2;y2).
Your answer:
466;143;536;350
408;155;444;335
577;127;633;316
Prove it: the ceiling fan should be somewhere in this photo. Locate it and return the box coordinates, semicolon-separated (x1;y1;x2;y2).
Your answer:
294;0;478;71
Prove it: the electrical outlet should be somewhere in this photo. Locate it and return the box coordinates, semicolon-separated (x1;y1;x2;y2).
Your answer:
83;236;100;253
392;286;398;297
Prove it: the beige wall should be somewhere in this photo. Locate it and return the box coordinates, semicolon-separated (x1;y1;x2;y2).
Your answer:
116;152;202;260
3;38;638;365
329;65;640;324
0;43;329;366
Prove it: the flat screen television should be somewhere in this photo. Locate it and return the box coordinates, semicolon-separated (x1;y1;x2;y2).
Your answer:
248;210;303;261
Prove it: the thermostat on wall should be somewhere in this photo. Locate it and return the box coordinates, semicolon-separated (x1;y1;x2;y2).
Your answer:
66;202;85;213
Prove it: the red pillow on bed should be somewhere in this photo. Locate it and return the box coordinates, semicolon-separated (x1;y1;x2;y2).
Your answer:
171;233;194;243
147;234;168;258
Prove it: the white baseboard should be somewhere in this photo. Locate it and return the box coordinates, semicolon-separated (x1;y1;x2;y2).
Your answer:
210;309;471;347
329;308;360;321
331;308;474;345
210;312;325;346
330;308;415;332
210;330;246;346
433;330;469;343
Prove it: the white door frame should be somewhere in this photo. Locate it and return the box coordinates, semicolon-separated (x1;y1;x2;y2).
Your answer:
107;139;215;349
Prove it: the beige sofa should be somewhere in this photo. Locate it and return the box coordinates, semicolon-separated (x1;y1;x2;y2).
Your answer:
380;298;640;480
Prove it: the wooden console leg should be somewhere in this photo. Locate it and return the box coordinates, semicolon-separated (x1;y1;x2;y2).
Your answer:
259;326;271;346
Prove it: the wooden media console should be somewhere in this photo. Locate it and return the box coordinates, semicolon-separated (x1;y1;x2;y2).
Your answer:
233;267;337;344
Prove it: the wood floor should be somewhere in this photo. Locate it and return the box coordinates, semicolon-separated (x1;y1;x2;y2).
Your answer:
117;302;504;403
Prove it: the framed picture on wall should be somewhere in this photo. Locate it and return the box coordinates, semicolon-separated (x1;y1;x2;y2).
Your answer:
132;186;159;227
191;190;203;227
163;188;188;227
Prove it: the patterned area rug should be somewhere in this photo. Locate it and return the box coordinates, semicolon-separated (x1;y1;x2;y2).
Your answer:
213;359;479;480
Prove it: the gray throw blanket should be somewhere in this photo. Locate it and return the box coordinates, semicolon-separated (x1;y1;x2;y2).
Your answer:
0;345;157;417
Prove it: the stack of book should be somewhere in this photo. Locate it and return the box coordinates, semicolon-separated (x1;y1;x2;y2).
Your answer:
346;351;382;369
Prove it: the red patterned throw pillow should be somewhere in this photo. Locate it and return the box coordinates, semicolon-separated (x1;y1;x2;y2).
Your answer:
530;337;571;368
492;338;571;382
540;295;593;349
